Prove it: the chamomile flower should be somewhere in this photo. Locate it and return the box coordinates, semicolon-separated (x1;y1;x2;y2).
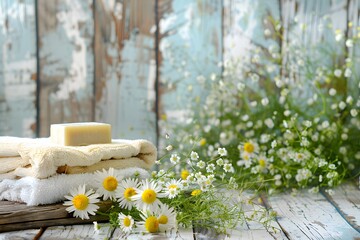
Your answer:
64;185;100;220
94;168;121;200
156;203;177;232
239;141;258;155
132;179;165;211
138;213;160;233
170;153;180;164
164;179;182;199
116;178;139;210
181;169;190;180
118;213;135;233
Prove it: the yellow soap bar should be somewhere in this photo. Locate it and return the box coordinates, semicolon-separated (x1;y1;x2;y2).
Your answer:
50;122;112;146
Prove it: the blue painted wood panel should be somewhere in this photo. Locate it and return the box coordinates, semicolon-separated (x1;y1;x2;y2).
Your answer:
94;0;157;143
0;0;37;137
158;0;223;119
37;0;94;137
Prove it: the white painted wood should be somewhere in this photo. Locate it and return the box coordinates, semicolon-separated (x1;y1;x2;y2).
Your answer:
268;190;360;240
223;192;287;240
39;224;112;240
0;229;40;240
112;227;194;240
322;182;360;230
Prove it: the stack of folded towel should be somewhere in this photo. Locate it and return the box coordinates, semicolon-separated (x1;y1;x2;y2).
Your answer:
0;135;156;206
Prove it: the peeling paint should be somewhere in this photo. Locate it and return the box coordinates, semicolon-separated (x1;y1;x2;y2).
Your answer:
0;0;36;137
38;0;94;137
95;0;156;143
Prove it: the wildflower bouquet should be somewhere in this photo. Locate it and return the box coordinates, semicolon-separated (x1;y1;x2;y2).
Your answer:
63;144;274;236
162;16;360;194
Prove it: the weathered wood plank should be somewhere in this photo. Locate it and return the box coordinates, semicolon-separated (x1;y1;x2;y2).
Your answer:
111;227;194;240
267;190;360;240
94;0;157;143
0;201;111;233
40;224;112;240
0;0;37;137
158;0;223;121
223;0;280;60
322;181;360;231
224;192;287;240
38;0;94;137
0;229;41;240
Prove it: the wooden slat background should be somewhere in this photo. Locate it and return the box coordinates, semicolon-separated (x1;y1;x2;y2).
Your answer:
0;0;356;144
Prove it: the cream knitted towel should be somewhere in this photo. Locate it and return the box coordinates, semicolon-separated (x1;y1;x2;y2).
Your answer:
0;137;157;179
0;167;149;205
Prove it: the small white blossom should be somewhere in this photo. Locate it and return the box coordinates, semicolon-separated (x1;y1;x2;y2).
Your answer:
223;163;234;173
170;154;180;164
350;109;358;117
264;118;274;129
264;28;271;36
261;98;269;106
165;145;173;151
284;110;291;117
196;160;206;169
325;189;335;195
237;83;245;91
334;69;342;77
338;101;346;110
346;39;353;47
271;140;277;148
216;158;224;166
206;164;216;173
346;96;353;104
344;68;352;78
329;88;337;96
190;151;199;161
217;147;228;156
303;120;312;128
322;121;330;129
341;133;348;140
329;164;336;170
309;187;319;193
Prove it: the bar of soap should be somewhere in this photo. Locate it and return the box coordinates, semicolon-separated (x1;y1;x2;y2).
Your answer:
50;122;112;146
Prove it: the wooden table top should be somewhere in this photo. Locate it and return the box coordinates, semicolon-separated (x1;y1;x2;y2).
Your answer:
0;181;359;240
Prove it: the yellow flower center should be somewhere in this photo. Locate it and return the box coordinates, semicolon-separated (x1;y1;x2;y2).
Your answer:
124;187;136;201
123;217;131;227
72;194;89;210
142;189;157;204
199;138;207;146
168;184;178;190
145;216;159;233
158;215;168;224
103;176;118;191
244;142;255;153
181;170;190;180
259;159;266;168
191;189;202;196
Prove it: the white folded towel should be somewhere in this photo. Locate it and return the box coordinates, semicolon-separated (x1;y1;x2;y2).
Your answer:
0;137;157;179
0;167;149;206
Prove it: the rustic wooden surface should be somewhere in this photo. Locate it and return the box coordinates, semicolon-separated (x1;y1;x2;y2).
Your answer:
0;181;359;239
